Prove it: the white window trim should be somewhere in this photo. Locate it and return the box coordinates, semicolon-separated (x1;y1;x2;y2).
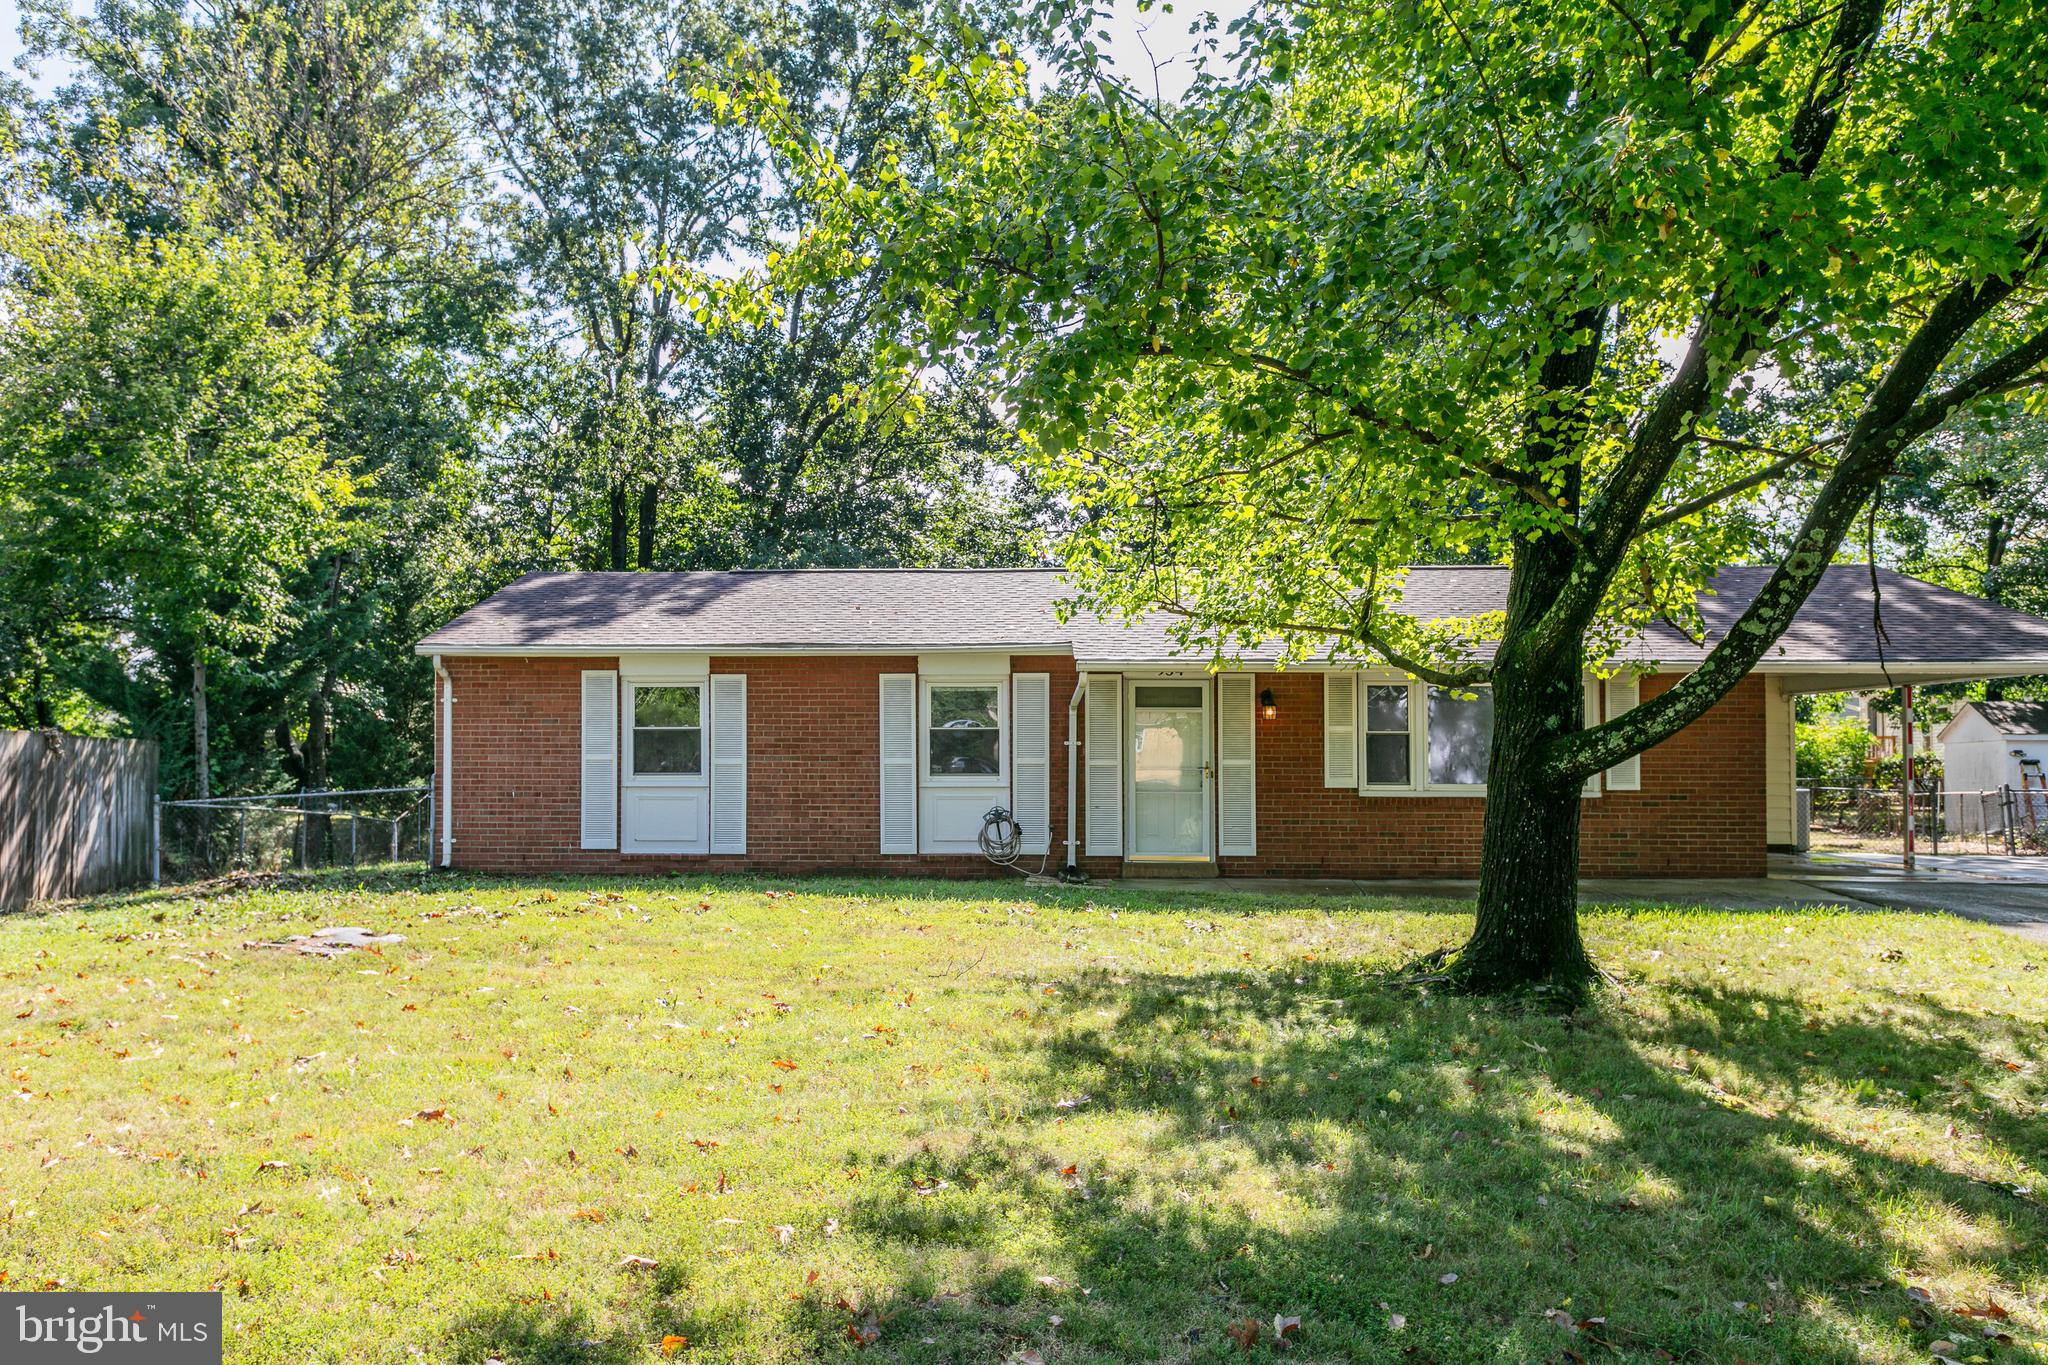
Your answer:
623;680;710;788
1355;678;1493;797
920;678;1008;786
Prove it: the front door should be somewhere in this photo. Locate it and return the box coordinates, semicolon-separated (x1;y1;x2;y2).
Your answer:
1129;681;1211;859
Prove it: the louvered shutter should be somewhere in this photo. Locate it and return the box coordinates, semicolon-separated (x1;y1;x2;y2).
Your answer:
1605;676;1642;791
1582;676;1602;798
1011;673;1051;855
580;670;619;850
1084;673;1123;856
879;674;917;853
1324;673;1358;788
1216;674;1257;857
709;674;747;853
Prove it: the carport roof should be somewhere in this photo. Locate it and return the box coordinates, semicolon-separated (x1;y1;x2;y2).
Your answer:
416;564;2048;676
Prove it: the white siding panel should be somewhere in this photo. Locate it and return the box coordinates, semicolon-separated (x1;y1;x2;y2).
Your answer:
1582;676;1602;798
709;674;747;854
1324;672;1358;788
1011;673;1051;855
1084;674;1123;856
1763;676;1794;846
879;673;918;853
1605;676;1642;792
1216;674;1257;857
580;670;619;850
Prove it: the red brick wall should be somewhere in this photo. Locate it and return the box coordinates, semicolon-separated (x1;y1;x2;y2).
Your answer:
1224;671;1766;878
437;654;1090;877
434;657;1766;879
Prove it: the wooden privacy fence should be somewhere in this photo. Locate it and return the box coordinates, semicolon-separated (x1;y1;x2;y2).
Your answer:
0;730;158;911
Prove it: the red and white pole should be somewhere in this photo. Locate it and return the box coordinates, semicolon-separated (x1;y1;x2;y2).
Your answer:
1902;684;1916;872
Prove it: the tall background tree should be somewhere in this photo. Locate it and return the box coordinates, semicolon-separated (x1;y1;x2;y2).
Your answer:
0;0;1054;806
745;0;2048;991
16;0;510;797
0;222;348;799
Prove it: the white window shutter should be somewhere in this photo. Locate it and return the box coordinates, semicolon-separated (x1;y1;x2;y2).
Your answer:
1605;676;1642;791
1216;674;1257;857
1011;673;1051;855
1582;676;1602;798
709;674;747;853
580;670;619;850
1324;672;1358;788
1084;673;1123;856
878;673;917;853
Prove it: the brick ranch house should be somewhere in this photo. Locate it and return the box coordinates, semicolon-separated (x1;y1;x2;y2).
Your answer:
415;566;2048;879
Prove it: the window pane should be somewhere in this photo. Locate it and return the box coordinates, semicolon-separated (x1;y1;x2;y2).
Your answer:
635;686;700;728
930;728;1000;776
634;728;702;775
1365;685;1409;732
1427;687;1493;785
1366;734;1411;786
1133;685;1204;708
929;686;998;728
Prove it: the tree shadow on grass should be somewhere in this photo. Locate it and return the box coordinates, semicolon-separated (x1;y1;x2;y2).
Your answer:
795;963;2048;1363
440;1262;760;1365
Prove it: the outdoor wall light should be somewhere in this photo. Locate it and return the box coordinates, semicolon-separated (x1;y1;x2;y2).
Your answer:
1259;689;1278;720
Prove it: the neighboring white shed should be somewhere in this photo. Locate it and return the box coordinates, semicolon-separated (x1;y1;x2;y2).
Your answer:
1937;700;2048;832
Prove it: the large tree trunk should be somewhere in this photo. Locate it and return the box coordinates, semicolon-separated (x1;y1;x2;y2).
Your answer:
1985;514;2011;701
1450;312;1603;996
191;654;211;802
1455;651;1596;994
637;482;659;569
608;484;630;570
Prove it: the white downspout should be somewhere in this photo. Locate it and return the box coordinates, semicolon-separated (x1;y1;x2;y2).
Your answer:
432;654;454;868
1065;674;1086;878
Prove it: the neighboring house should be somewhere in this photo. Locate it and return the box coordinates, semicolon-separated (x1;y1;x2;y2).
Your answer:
1826;692;1942;760
415;566;2048;880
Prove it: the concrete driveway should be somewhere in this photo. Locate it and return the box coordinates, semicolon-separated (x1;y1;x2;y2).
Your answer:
1121;851;2048;943
1752;850;2048;943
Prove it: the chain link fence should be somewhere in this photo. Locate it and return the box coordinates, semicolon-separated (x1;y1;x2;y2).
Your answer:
1805;785;2048;856
153;787;433;885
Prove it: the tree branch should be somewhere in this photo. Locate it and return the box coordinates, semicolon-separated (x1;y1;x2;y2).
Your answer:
1638;438;1833;532
1560;238;2044;780
1151;603;1494;688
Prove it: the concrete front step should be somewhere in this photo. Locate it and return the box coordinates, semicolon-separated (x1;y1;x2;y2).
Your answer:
1121;860;1220;879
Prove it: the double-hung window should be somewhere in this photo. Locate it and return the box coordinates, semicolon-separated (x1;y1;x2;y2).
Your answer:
1364;685;1413;787
926;684;1003;779
629;684;703;777
1354;680;1494;792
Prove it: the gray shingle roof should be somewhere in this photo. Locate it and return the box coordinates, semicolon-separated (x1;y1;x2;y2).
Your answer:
417;565;2048;669
1964;699;2048;736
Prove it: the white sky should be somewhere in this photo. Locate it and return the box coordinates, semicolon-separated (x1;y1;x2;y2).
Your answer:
1;0;40;92
2;0;1254;101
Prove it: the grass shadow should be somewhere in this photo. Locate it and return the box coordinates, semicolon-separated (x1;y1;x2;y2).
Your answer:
798;961;2048;1363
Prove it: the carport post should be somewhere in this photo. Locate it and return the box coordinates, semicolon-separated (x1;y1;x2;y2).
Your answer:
1902;685;1916;871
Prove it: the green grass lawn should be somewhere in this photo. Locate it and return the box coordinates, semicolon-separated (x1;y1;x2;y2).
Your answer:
3;873;2046;1364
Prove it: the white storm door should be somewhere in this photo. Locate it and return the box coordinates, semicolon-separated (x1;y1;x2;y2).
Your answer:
1128;681;1211;859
